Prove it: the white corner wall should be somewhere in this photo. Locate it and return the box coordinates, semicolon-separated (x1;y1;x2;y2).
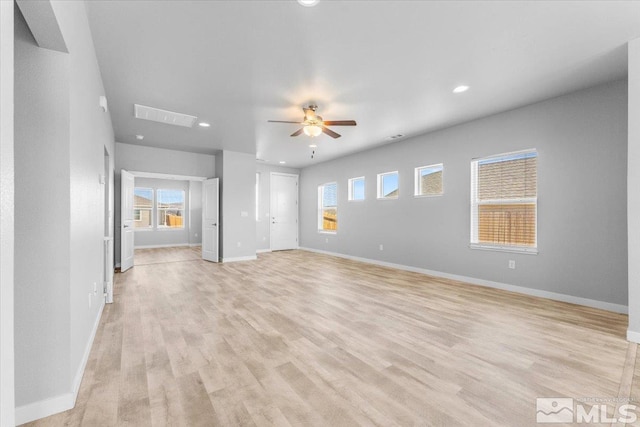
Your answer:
14;1;115;424
628;38;640;342
0;1;15;425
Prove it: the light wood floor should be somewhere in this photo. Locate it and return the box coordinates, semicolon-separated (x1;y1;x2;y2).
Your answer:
25;248;636;426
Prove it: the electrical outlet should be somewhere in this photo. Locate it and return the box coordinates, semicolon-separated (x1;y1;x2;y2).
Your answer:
379;244;384;251
508;260;516;269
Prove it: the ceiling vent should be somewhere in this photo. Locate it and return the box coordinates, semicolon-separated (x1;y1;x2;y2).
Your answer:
134;104;197;128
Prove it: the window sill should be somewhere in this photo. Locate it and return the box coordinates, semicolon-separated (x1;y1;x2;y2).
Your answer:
157;227;185;231
134;228;153;231
469;243;538;255
318;231;337;235
377;197;398;200
413;193;443;198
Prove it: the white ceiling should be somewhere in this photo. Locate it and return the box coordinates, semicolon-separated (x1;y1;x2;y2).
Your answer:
85;1;640;169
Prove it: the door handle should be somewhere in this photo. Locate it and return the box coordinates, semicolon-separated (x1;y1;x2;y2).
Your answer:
213;223;217;226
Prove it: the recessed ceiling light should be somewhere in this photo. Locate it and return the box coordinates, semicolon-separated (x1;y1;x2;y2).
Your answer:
135;134;144;140
198;122;211;127
297;0;319;6
453;85;469;94
309;144;317;148
279;161;286;164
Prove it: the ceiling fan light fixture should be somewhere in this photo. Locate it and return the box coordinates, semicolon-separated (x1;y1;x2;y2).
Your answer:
303;125;322;137
297;0;319;7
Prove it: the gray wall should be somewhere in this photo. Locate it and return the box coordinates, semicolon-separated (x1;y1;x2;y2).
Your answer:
14;0;115;413
133;178;191;248
300;80;628;306
256;163;300;251
218;151;257;260
114;142;215;263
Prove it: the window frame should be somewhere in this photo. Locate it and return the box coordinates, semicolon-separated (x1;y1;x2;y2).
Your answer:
133;187;154;230
318;182;338;234
377;171;399;200
470;149;538;254
156;188;186;230
348;176;365;201
414;163;444;197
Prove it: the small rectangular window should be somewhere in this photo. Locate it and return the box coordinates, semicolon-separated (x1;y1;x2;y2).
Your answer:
415;163;444;196
348;177;365;201
377;171;398;199
471;149;538;253
318;182;337;232
157;189;185;229
133;187;153;229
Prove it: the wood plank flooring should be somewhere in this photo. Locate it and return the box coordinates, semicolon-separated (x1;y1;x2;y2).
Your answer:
24;248;634;426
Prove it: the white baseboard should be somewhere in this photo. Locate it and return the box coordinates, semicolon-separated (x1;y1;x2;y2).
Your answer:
15;393;75;426
256;249;271;254
222;255;258;263
299;247;628;314
627;330;640;343
15;299;105;425
134;243;191;249
189;243;201;247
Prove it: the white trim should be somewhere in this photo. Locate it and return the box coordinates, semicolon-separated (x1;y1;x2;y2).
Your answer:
469;243;538;255
15;393;74;426
222;255;258;263
299;247;627;314
628;330;640;344
134;243;191;249
16;299;105;425
189;243;201;247
130;170;208;181
256;249;272;253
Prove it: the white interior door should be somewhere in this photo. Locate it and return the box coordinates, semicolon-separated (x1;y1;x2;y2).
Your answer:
120;169;135;272
202;178;219;262
270;173;298;251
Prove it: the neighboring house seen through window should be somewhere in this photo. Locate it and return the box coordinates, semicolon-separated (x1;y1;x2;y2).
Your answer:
414;164;443;196
318;182;337;232
133;187;153;229
471;149;538;253
377;171;399;199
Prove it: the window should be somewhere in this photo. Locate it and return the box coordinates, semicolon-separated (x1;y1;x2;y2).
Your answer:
157;189;185;228
471;149;538;253
377;171;398;199
348;177;365;201
133;188;153;229
318;182;337;232
415;163;443;196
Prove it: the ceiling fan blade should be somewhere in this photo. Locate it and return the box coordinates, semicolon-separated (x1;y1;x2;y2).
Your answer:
322;126;341;139
290;128;304;137
322;120;357;126
268;120;304;124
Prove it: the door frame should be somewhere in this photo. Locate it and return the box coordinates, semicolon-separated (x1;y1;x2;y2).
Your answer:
269;172;299;251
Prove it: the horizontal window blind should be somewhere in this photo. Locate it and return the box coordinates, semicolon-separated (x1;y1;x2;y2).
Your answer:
471;150;537;249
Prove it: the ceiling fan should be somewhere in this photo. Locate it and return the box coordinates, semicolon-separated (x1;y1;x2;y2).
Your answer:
268;104;356;139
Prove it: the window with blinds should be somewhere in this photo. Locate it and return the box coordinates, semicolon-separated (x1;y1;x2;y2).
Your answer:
470;149;538;253
318;182;337;232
